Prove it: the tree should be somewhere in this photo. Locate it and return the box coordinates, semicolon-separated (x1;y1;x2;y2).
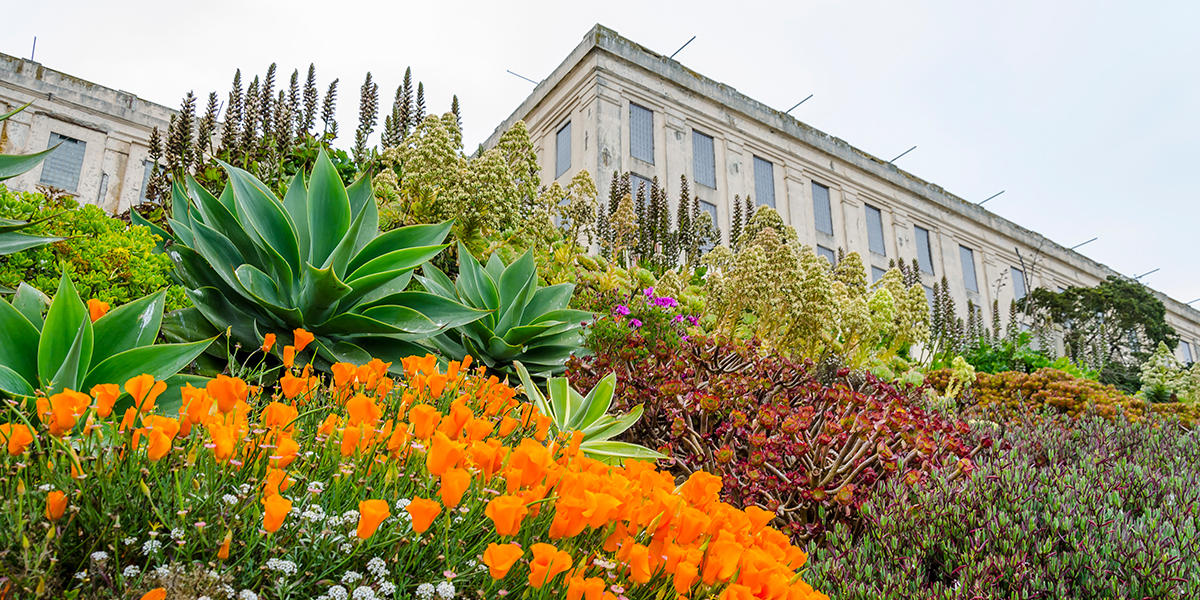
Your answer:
1025;275;1178;391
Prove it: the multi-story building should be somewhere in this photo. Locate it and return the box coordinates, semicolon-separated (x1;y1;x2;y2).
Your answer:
0;51;172;214
482;24;1200;362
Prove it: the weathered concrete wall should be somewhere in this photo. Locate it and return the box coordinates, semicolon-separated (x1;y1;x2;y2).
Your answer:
483;24;1200;359
0;52;174;213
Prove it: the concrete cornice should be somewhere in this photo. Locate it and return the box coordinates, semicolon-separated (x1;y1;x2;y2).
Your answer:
483;24;1200;323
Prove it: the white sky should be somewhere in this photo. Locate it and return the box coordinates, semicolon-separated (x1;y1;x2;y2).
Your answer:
4;0;1198;305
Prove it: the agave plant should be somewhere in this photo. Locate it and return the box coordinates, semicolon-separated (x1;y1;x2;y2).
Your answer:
515;361;662;463
418;245;591;378
1;103;62;269
0;274;213;398
155;149;486;371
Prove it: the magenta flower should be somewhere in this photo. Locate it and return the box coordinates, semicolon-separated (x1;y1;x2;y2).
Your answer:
614;304;631;316
629;318;643;329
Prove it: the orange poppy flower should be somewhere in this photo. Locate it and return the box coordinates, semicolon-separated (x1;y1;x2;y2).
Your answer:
37;389;89;437
90;383;120;418
0;423;34;456
426;431;465;476
356;499;390;539
207;375;249;414
209;423;238;463
527;543;573;588
271;435;300;468
408;404;441;440
440;467;471;509
293;328;315;352
482;542;524;579
744;505;776;530
263;468;294;495
262;493;291;533
405;496;441;534
673;561;699;594
485;494;529;537
262;333;277;353
340;424;363;457
346;394;382;426
679;471;723;510
145;430;172;462
125;374;166;414
86;298;110;322
702;539;743;584
45;490;68;521
262;402;298;431
218;530;232;560
139;589;166;600
279;372;310;401
374;376;394;398
282;345;296;369
566;576;606;600
626;542;653;583
497;415;520;437
317;414;342;438
718;583;755;600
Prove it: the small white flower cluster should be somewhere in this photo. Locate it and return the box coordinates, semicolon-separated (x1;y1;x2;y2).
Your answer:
122;565;141;578
325;585;349;600
123;536;137;546
394;498;411;512
366;557;387;580
222;494;239;505
73;571;87;580
265;558;298;577
341;570;363;584
341;509;360;525
141;539;163;555
90;551;109;562
170;527;184;540
352;587;376;600
237;590;258;600
378;582;396;596
339;542;354;554
415;583;436;600
302;504;327;522
436;581;456;599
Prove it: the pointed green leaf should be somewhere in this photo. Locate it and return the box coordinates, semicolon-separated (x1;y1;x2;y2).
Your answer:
307;149;351;266
0;146;56;181
515;362;552;418
82;337;216;391
11;283;49;330
38;274;89;386
570;372;616;430
0;364;35;398
220;160;300;282
348;221;453;275
282;170;310;263
91;290;166;366
47;319;92;394
580;440;665;462
0;296;40;388
0;232;62;255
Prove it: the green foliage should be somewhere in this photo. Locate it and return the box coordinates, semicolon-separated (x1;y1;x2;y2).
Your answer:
0;186;186;309
595;173;719;272
419;244;592;379
0;273;213;398
514;361;663;462
0;104;61;262
961;331;1097;380
1025;275;1178;391
704;206;929;367
1139;341;1198;404
161;150;486;372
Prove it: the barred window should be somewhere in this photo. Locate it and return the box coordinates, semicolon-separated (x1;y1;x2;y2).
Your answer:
40;133;86;192
753;156;775;208
629;103;654;163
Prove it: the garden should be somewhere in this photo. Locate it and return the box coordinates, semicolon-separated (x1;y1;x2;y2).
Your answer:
1;68;1197;599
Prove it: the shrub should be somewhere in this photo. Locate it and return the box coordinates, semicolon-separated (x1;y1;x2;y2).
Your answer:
1139;341;1199;404
0;186;186;309
0;348;827;600
160;150;485;372
568;336;985;542
585;285;697;360
925;367;1200;426
805;416;1200;598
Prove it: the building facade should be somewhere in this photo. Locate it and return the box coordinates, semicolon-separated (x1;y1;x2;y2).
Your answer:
484;24;1200;361
0;51;172;214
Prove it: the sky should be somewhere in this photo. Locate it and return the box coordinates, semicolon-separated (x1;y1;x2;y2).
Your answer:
4;0;1198;305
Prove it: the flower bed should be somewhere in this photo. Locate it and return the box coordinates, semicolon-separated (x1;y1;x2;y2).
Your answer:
0;339;826;600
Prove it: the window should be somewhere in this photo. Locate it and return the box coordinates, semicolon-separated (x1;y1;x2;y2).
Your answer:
140;160;156;203
630;173;653;201
865;204;885;255
1181;341;1194;364
914;225;934;274
960;245;978;293
816;243;835;265
812;182;833;235
555;121;571;178
629;103;654;163
40;133;87;192
871;266;887;282
1011;267;1027;300
692;131;716;188
753;156;775;208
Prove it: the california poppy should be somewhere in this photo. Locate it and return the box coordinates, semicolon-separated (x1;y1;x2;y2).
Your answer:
282;345;296;369
566;575;606;600
673;561;699;594
481;542;524;579
45;490;68;521
139;589;166;600
217;530;232;560
145;430;172;462
0;423;34;456
356;499;390;539
90;383;120;418
485;494;530;536
440;467;471;509
86;298;110;322
346;394;382;426
426;431;465;476
293;328;315;352
125;374;166;414
527;543;573;588
408;404;441;440
262;493;291;533
262;333;276;352
207;375;249;414
626;542;653;583
271;435;300;468
405;496;441;534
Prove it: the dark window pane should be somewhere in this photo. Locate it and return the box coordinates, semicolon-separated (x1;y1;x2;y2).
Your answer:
1011;267;1027;300
960;245;978;292
40;133;86;192
555;121;571;178
630;103;654;163
753;156;774;208
692;131;716;188
816;245;836;266
812;182;833;234
865;204;885;255
915;225;934;274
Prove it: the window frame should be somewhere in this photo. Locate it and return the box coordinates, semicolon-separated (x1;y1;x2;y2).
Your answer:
692;130;716;189
752;155;775;208
812;181;833;235
865;203;886;256
960;245;979;293
555;120;571;179
914;225;934;274
39;132;87;193
629;103;655;164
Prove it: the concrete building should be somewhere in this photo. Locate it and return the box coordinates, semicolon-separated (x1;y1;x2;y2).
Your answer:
0;51;172;214
484;24;1200;362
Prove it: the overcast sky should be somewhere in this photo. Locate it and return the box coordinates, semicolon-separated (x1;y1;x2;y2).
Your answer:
4;1;1197;305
